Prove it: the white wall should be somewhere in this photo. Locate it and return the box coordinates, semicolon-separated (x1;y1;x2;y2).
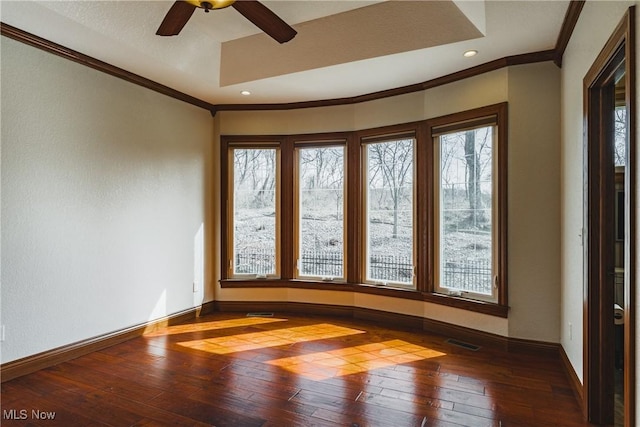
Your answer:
0;36;213;363
217;63;561;342
559;0;635;386
507;62;561;341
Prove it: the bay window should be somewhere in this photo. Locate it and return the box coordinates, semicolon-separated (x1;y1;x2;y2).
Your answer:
220;103;507;317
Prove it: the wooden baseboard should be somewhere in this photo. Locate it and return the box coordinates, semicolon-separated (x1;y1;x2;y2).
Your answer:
1;306;203;383
422;317;509;351
199;300;217;316
560;344;584;410
214;300;561;356
213;300;354;318
2;300;567;383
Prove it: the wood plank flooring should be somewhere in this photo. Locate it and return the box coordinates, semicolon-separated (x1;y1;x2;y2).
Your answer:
1;313;591;426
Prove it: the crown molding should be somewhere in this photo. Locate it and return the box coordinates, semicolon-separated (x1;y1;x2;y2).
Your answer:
554;0;586;67
0;22;216;114
1;1;582;115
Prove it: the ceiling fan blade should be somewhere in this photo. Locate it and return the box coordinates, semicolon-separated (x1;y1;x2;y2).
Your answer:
232;1;297;44
156;1;197;36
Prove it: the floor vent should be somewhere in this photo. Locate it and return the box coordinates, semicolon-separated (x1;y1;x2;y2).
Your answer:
246;312;274;317
445;338;481;351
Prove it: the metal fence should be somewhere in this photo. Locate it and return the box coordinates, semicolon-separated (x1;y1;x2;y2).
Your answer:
441;259;492;294
300;251;343;277
235;250;492;293
235;249;275;275
368;254;413;283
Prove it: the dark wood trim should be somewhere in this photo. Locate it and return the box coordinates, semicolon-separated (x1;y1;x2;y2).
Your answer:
583;51;618;427
421;316;507;351
220;103;509;319
280;137;295;280
346;132;362;284
199;300;217;316
422;292;508;318
416;122;431;293
560;344;585;412
220;279;508;317
623;8;636;426
2;3;581;116
0;306;202;383
211;51;555;114
496;103;509;308
356;121;422;142
220;136;286;280
583;7;635;425
2;0;583;116
0;22;216;114
214;300;354;318
554;1;586;67
213;300;555;355
354;306;424;331
424;102;509;308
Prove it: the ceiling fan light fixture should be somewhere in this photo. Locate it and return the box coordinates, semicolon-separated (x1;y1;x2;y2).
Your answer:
186;0;236;11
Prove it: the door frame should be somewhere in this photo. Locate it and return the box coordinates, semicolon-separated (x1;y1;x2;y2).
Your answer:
583;7;635;425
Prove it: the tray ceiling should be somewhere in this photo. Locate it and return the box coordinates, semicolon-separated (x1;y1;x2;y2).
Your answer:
0;1;570;105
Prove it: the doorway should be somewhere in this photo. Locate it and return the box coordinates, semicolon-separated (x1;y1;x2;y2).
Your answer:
584;7;635;426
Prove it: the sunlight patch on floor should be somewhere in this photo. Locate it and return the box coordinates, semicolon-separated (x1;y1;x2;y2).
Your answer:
266;339;446;380
145;317;288;337
177;323;366;354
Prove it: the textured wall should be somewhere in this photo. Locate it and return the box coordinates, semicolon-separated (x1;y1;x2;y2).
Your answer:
1;36;213;363
560;0;635;384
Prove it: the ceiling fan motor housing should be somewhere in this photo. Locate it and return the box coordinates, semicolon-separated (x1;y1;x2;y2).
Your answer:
186;0;235;12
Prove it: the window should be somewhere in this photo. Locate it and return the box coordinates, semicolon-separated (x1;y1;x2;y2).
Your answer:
296;145;346;280
228;146;280;277
363;137;415;287
220;103;507;316
429;105;507;307
434;125;496;301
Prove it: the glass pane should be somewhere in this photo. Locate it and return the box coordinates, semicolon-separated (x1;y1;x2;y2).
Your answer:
232;148;277;275
298;147;345;278
438;127;493;295
365;139;414;285
614;105;626;166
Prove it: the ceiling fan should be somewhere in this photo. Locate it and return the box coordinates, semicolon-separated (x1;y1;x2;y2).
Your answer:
156;0;297;44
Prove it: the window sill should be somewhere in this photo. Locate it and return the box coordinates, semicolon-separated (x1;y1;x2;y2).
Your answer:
422;292;508;318
219;279;509;318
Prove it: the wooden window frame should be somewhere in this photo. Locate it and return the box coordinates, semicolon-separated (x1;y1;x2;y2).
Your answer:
220;103;508;318
430;111;503;304
361;130;417;289
221;136;284;279
293;139;348;281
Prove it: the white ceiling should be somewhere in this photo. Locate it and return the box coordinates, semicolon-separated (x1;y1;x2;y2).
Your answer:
0;0;570;106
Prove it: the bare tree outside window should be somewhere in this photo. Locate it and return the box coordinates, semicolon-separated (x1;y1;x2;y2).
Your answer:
232;148;277;275
298;146;345;278
365;138;414;285
614;106;627;166
439;127;493;294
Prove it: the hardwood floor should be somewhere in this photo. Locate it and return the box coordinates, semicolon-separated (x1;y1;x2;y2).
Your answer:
1;312;591;426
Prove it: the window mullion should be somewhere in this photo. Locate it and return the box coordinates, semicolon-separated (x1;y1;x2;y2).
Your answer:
280;138;295;279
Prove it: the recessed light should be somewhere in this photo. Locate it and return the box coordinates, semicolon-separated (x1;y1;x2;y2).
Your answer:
241;90;251;96
463;50;478;58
